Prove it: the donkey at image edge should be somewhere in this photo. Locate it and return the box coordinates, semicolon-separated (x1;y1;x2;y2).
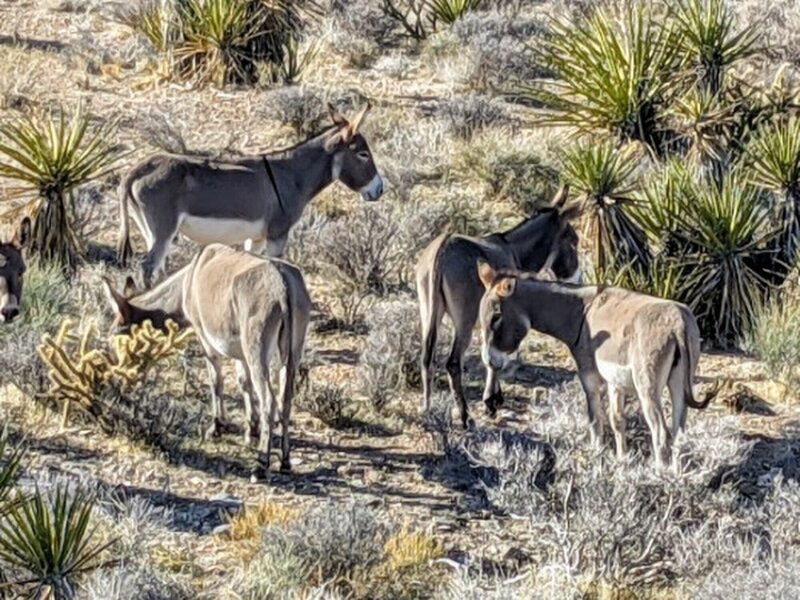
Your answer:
477;263;717;469
117;103;384;287
103;244;310;474
0;217;31;324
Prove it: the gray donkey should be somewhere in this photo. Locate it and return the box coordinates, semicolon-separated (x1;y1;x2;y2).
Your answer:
103;244;310;473
477;264;716;468
415;187;581;428
118;104;384;287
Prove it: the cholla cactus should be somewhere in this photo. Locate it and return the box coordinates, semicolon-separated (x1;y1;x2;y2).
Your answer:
38;319;193;428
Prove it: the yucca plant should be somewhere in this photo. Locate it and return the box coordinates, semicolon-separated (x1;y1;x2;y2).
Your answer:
427;0;482;26
173;0;265;86
594;254;686;301
0;108;122;272
671;0;759;95
0;426;23;517
0;486;114;599
632;159;693;252
131;0;178;53
746;118;800;266
668;88;741;186
524;2;683;157
673;174;776;345
561;141;650;275
274;33;319;85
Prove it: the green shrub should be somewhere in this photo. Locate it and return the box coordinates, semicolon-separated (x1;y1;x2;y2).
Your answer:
747;292;800;395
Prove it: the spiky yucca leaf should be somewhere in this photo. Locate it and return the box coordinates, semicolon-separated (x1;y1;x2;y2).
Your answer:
0;108;121;271
427;0;482;25
0;425;23;517
594;254;686;301
561;141;650;274
747;118;800;194
524;3;682;155
0;486;114;599
173;0;264;86
674;176;774;344
671;0;759;95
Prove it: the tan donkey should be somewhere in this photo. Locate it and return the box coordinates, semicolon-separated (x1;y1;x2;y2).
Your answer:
477;264;715;468
104;244;311;473
118;104;384;287
415;188;581;428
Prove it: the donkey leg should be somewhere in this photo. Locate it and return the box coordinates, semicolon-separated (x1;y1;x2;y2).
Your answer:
265;236;288;258
634;374;672;469
418;287;443;413
277;363;294;472
204;355;225;439
141;214;180;287
667;366;688;438
236;360;258;445
482;366;503;418
578;368;606;447
607;384;627;459
446;326;473;429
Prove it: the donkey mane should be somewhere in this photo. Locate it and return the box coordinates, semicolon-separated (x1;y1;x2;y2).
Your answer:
263;125;339;158
494;207;557;242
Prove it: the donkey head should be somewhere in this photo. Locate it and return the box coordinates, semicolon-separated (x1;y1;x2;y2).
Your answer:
102;275;181;335
325;103;384;202
477;263;528;370
0;217;31;324
533;186;582;283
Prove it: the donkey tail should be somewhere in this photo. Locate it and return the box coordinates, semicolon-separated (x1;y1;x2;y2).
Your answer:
117;175;133;267
675;321;714;410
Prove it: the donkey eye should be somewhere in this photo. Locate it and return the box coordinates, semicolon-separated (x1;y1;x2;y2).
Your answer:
356;150;370;161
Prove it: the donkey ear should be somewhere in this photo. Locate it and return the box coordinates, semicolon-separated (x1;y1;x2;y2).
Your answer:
123;276;137;298
328;103;349;128
496;277;517;298
477;260;496;289
12;217;31;249
560;200;582;222
551;184;570;209
348;102;371;138
102;277;130;319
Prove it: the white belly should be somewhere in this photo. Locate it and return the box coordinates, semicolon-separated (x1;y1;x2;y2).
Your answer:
180;215;264;246
596;359;635;391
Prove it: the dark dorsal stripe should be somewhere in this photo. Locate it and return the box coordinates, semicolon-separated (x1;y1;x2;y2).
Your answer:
262;155;287;218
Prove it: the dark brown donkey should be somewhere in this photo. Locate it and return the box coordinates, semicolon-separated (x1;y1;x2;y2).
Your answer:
415;188;581;427
0;217;31;324
118;104;384;287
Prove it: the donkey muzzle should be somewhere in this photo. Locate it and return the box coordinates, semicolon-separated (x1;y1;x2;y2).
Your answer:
361;175;385;202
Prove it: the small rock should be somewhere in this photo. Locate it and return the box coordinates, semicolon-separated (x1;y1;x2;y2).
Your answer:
211;524;232;537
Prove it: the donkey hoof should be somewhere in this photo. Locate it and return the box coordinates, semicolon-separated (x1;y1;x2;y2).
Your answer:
462;416;476;431
279;459;292;473
205;423;222;440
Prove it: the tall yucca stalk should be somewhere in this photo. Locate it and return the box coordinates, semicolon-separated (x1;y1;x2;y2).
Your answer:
561;141;650;274
671;0;759;95
0;486;114;599
524;2;683;157
0;108;121;272
747;118;800;266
